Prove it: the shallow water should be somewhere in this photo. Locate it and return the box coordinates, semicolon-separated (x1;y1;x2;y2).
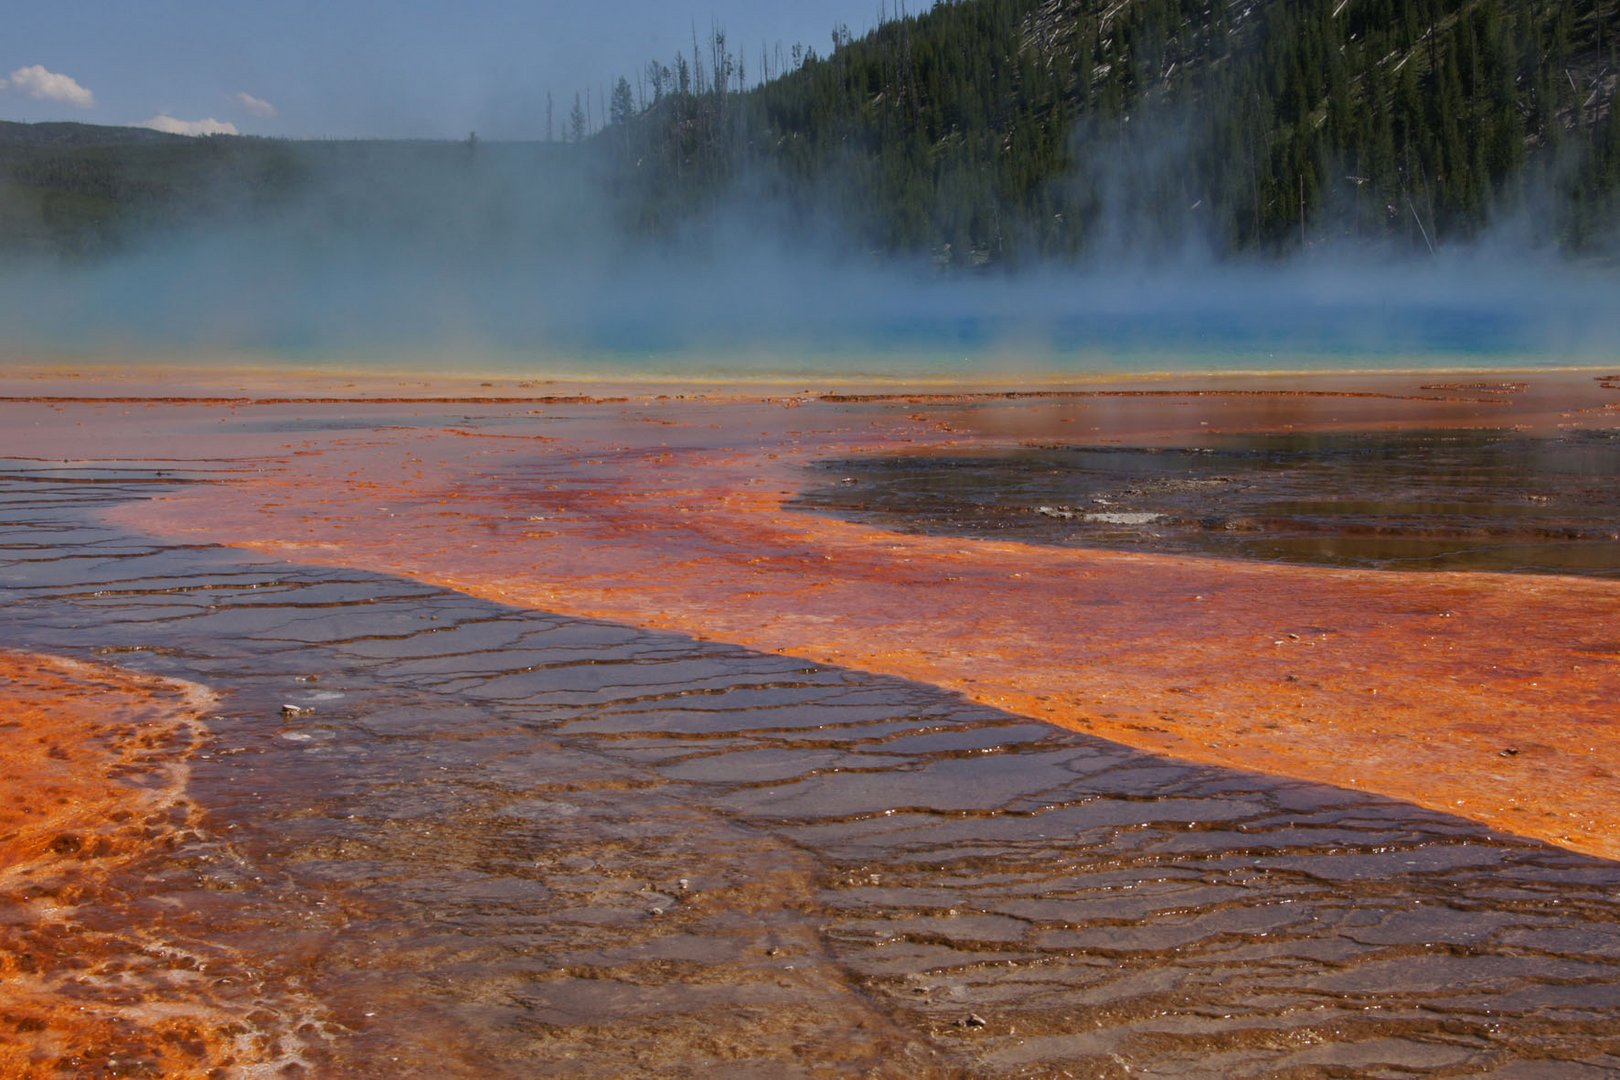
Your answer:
5;452;1620;1074
798;429;1620;576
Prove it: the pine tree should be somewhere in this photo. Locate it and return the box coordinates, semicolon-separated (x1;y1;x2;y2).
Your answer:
568;93;587;142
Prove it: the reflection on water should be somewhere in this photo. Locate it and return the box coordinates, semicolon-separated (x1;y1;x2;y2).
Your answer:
799;429;1620;576
3;459;1620;1075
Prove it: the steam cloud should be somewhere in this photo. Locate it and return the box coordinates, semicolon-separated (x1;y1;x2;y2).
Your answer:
1;115;1617;378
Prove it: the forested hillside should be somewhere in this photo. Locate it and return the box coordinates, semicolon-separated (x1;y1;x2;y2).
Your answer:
0;126;577;258
3;0;1617;265
609;0;1620;260
0;123;307;256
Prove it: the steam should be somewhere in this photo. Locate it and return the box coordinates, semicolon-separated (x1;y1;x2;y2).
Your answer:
1;115;1617;378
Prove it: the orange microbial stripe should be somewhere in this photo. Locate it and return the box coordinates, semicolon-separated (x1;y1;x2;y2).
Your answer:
0;651;264;1078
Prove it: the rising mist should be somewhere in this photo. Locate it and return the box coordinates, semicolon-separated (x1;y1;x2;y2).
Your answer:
2;122;1616;379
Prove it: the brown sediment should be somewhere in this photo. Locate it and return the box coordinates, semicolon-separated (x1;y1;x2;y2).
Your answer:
0;395;628;405
0;651;265;1078
819;387;1516;403
27;366;1620;862
1419;380;1529;393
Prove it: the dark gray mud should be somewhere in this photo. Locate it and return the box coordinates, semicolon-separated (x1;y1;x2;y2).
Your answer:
797;429;1620;577
4;458;1620;1077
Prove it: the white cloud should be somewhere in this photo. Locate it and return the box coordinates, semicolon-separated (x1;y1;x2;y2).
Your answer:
141;114;239;137
0;65;95;108
235;91;276;118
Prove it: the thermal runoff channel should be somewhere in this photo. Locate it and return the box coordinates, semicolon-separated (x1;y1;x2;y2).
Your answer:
3;368;1620;1075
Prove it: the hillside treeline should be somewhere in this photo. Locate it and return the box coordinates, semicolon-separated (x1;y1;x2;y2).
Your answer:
607;0;1620;260
2;0;1618;265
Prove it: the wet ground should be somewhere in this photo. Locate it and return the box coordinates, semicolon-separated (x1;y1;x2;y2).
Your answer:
0;651;233;1078
84;374;1620;859
796;429;1620;576
2;370;1620;1075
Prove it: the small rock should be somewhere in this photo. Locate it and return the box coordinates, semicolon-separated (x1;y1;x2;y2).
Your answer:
280;704;312;719
1500;747;1520;757
958;1013;987;1029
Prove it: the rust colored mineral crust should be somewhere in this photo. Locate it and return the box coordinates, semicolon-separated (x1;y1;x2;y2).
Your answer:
0;652;249;1078
92;373;1620;862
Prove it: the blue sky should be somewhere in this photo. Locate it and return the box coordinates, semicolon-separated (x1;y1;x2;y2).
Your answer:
4;1;923;139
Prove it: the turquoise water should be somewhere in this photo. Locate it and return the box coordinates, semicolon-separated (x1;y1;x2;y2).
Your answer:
5;237;1616;376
